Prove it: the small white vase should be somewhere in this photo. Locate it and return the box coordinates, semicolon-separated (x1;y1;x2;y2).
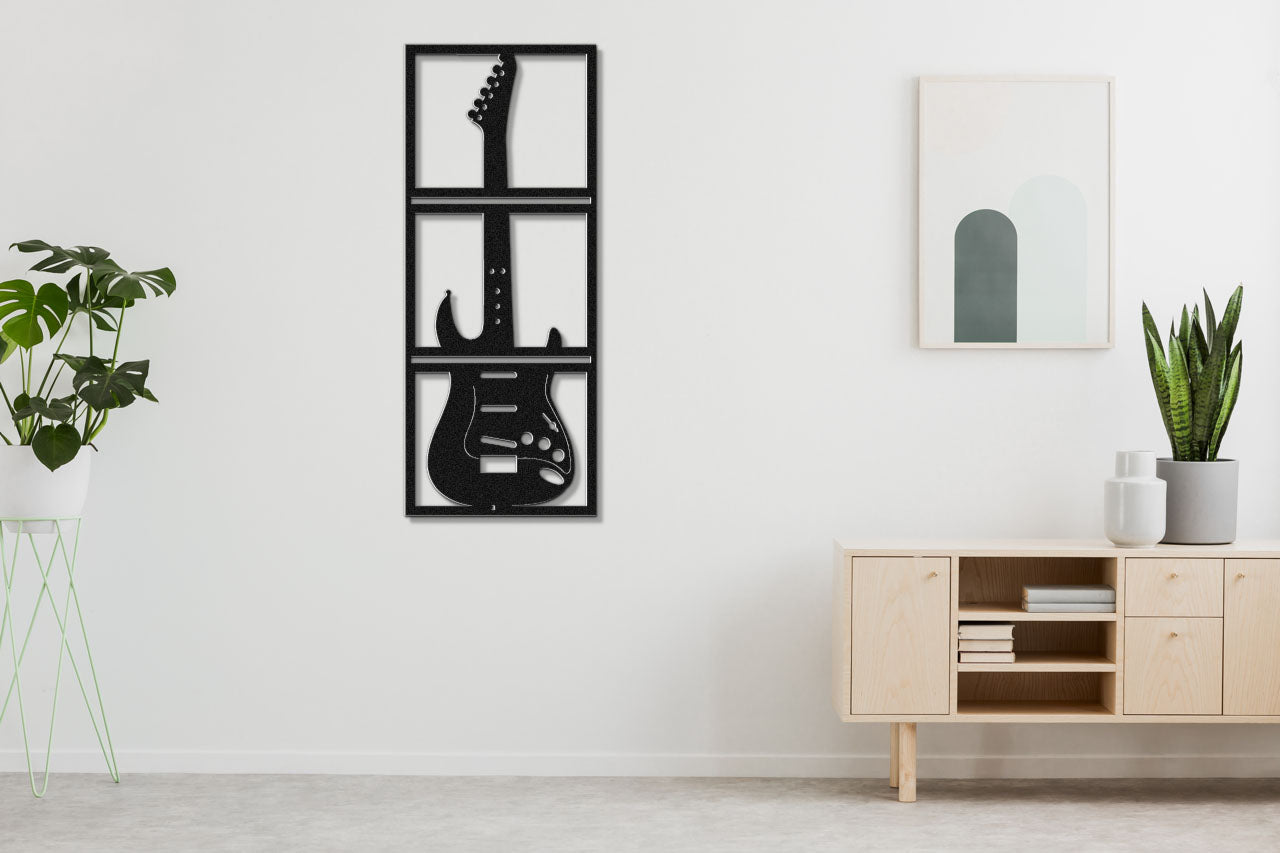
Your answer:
1104;451;1166;547
0;446;91;534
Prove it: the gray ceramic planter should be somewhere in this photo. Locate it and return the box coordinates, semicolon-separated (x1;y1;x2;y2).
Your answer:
1156;459;1239;544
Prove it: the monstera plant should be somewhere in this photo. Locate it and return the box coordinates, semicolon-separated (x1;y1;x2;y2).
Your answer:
0;241;175;471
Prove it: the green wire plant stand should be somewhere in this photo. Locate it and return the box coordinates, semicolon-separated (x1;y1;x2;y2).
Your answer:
0;517;118;797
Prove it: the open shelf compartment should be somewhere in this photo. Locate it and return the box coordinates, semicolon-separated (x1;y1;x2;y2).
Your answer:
956;671;1119;717
957;555;1118;620
957;621;1119;672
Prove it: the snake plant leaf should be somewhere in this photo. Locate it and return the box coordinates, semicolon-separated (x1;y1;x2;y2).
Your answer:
1177;306;1191;359
1167;335;1194;460
1141;304;1164;359
1203;289;1217;353
10;241;112;275
11;394;75;424
1188;319;1205;391
70;357;152;409
0;279;69;349
1217;285;1243;355
1191;286;1244;458
31;423;81;471
1207;343;1242;461
1144;329;1175;452
1190;309;1209;364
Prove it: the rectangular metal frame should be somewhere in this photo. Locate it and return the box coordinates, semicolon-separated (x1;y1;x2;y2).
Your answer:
405;44;598;517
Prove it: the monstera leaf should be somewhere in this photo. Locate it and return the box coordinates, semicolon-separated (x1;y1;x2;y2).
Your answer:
66;271;122;330
12;240;176;301
101;266;175;300
0;331;19;364
11;240;111;274
0;279;68;348
11;393;75;424
31;423;81;471
57;355;156;409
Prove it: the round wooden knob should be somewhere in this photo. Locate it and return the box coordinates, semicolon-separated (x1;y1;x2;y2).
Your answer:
927;571;938;578
1170;631;1179;638
1169;572;1179;579
1237;572;1247;579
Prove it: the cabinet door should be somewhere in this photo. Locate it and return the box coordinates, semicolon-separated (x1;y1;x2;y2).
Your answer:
1124;617;1222;715
1224;559;1280;715
850;557;950;714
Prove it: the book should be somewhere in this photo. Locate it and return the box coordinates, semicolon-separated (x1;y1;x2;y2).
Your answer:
1022;584;1116;603
957;622;1014;640
1021;601;1116;613
959;652;1015;663
958;639;1013;652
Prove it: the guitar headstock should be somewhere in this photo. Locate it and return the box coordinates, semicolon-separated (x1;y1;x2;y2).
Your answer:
467;53;517;132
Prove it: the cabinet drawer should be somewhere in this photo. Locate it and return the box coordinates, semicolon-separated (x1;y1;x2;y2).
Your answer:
1126;559;1223;616
1124;617;1222;715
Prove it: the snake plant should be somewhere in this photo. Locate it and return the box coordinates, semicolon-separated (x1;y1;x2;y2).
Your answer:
1142;286;1243;462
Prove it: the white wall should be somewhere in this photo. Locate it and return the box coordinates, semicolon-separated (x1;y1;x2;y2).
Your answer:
0;0;1278;777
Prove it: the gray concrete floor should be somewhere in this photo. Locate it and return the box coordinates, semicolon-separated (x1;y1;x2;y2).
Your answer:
3;774;1279;852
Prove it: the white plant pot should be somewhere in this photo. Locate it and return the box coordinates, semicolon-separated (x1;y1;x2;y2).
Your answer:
0;446;91;534
1157;458;1239;544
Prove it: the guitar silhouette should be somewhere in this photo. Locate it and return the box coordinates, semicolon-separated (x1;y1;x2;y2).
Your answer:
427;53;575;509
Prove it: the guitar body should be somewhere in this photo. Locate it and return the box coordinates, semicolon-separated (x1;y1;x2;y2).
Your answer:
427;366;574;509
424;51;578;511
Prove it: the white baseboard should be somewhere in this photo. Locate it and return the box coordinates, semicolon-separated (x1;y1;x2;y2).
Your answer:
2;751;1279;777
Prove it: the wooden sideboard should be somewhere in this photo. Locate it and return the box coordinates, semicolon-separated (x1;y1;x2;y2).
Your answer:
832;540;1280;801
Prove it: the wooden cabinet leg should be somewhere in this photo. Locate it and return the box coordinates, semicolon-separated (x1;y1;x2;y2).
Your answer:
897;723;917;802
889;723;899;788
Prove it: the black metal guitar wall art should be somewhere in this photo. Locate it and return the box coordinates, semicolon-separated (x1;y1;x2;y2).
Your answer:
405;45;598;516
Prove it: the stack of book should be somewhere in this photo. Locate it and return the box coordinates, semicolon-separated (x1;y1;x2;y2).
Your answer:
1022;584;1116;613
958;622;1014;663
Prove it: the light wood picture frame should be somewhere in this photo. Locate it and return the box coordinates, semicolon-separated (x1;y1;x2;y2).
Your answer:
918;76;1115;349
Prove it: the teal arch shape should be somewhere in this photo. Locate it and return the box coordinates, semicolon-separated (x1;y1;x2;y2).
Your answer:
954;209;1017;343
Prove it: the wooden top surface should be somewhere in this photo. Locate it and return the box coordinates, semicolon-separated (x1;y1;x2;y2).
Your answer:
834;539;1280;558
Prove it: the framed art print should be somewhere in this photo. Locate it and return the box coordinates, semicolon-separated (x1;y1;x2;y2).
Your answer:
918;76;1114;348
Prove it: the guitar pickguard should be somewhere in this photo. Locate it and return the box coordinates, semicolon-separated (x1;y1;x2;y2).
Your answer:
427;366;574;509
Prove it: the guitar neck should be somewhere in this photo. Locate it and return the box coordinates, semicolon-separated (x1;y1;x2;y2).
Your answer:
482;134;509;192
481;213;514;348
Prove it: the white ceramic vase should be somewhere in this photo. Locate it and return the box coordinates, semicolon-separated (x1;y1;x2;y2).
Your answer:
1104;451;1166;547
0;446;91;534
